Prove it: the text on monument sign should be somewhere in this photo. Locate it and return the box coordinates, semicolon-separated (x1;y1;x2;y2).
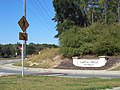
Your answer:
73;57;107;67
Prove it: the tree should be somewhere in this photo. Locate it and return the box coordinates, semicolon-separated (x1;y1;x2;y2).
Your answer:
52;0;120;57
53;0;84;37
26;43;36;55
0;44;15;58
107;0;118;23
77;0;89;27
117;0;120;23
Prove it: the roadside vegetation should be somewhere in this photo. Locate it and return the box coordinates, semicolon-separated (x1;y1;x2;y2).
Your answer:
60;23;120;57
15;48;62;68
0;43;58;58
1;75;120;90
53;0;120;58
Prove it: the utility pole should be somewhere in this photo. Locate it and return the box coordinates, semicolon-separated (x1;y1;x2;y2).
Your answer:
24;0;26;17
24;0;26;58
18;0;29;77
22;0;26;77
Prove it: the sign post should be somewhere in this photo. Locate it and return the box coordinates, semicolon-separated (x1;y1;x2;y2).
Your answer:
21;43;24;77
18;0;29;77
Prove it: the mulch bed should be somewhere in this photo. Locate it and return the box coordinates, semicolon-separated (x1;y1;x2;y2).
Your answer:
54;57;120;70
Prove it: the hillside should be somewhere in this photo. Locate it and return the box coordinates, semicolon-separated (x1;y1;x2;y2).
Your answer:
16;48;120;70
25;48;64;68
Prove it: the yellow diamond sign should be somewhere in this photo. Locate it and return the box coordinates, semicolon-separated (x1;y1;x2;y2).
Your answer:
18;16;29;32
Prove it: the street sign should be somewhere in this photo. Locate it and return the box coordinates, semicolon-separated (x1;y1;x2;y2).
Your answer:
18;16;29;32
19;32;28;41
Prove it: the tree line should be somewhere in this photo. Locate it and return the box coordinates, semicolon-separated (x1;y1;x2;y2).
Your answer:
53;0;120;36
0;43;58;58
53;0;120;57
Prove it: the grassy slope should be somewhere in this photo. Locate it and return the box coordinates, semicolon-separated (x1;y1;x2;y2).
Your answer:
1;75;120;90
28;48;62;68
15;48;63;68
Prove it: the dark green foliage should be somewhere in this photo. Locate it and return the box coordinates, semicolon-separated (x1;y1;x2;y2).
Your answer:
0;44;16;58
53;0;120;37
52;0;120;57
26;43;58;55
0;43;58;58
60;23;120;57
53;0;85;37
53;0;84;25
26;43;36;55
55;20;75;38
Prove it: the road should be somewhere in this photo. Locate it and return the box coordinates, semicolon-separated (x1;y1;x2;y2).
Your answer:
0;59;20;65
0;59;120;79
0;59;39;76
61;73;120;79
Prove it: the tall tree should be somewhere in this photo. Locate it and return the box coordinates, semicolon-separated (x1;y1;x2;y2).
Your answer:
53;0;84;37
53;0;120;37
77;0;89;27
117;0;120;23
106;0;118;23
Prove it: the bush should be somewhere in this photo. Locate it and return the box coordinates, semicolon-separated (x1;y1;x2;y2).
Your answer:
59;23;120;57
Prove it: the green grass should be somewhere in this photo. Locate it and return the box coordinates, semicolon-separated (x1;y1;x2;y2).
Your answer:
0;75;120;90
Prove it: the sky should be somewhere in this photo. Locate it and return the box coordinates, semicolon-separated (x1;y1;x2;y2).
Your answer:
0;0;58;45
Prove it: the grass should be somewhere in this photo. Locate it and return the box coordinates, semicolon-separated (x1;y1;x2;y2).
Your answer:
14;48;62;68
0;75;120;90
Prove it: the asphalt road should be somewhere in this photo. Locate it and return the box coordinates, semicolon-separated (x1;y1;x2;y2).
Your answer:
0;59;66;76
0;59;44;76
0;59;120;79
0;59;20;65
61;73;120;79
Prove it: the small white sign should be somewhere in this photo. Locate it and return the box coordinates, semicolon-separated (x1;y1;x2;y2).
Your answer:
73;56;107;67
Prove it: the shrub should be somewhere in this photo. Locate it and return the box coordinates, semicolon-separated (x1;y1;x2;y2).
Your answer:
59;23;120;57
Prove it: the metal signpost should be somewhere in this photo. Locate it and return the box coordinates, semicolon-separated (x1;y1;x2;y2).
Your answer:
18;0;29;77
